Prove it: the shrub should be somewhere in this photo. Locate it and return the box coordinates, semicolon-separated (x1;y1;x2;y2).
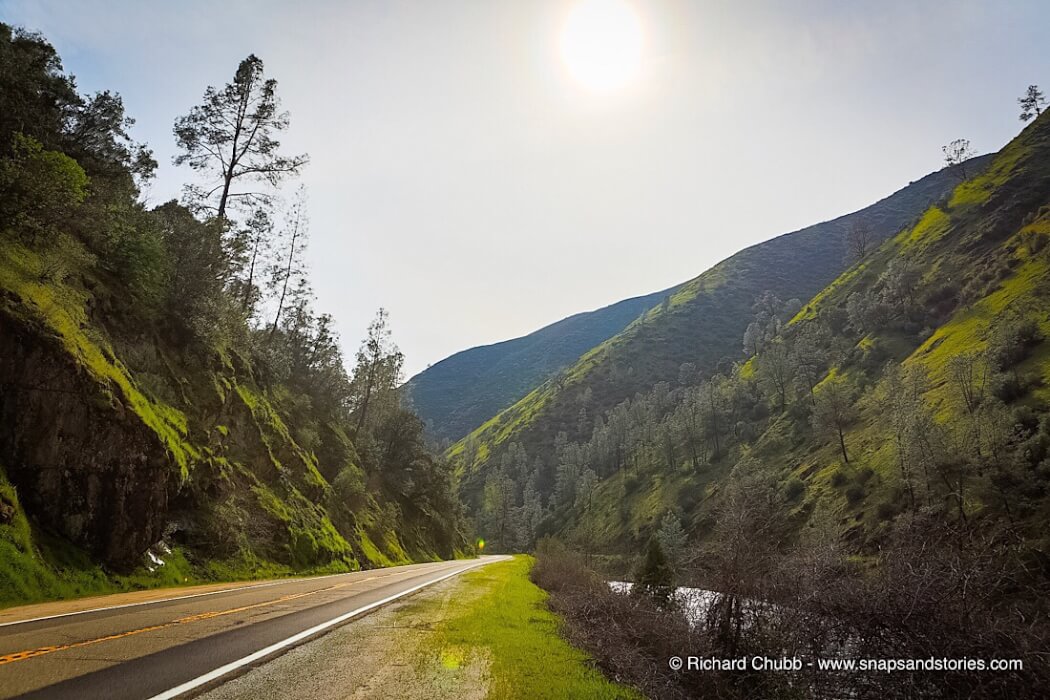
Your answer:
38;232;95;283
0;133;88;244
988;315;1043;370
784;477;806;501
330;464;369;514
992;372;1028;403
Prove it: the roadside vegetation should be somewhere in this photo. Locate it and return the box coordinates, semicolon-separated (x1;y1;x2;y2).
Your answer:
533;535;1049;699
422;556;640;699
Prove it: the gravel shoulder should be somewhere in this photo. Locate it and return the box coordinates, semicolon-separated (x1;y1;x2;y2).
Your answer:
198;570;492;700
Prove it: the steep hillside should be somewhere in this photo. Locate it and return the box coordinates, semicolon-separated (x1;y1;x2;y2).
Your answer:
529;110;1050;554
451;156;987;506
0;238;464;605
405;286;679;442
0;25;466;607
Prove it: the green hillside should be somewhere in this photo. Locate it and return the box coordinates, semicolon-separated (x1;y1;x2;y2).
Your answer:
459;109;1050;558
450;153;986;513
404;285;679;443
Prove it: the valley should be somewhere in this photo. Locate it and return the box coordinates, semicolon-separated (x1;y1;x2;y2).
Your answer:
2;4;1050;698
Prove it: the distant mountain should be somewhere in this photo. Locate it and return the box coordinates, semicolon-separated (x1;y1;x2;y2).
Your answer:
450;152;992;510
405;287;680;442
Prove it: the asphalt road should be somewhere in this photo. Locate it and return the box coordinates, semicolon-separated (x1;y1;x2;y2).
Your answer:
0;557;505;699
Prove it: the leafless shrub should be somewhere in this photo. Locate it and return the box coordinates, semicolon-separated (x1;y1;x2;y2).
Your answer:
534;509;1050;699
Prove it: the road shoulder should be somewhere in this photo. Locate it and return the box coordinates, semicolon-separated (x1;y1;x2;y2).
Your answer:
200;555;639;699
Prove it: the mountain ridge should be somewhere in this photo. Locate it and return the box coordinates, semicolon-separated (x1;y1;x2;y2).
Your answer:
405;284;680;442
449;155;990;502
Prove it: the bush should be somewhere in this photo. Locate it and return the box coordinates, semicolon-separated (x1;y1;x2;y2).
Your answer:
845;483;865;504
0;133;88;244
38;232;95;283
534;520;1050;700
993;372;1029;403
784;477;806;500
110;222;168;314
988;315;1043;370
331;464;369;511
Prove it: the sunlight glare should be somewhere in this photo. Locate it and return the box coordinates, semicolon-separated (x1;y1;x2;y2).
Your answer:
560;0;644;93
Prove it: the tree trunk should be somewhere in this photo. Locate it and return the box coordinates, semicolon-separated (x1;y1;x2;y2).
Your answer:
217;171;234;220
242;238;259;314
354;358;378;437
270;209;301;336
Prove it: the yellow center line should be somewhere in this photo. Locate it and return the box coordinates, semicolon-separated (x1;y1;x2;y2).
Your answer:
0;572;403;667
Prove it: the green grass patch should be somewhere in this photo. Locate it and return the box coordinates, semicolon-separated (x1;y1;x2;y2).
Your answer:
421;556;640;699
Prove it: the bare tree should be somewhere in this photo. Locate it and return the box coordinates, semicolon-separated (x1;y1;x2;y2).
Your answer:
942;138;975;181
269;186;308;335
1018;84;1046;122
755;337;795;412
231;207;273;316
811;375;857;463
845;219;874;263
946;352;990;457
174;55;308;221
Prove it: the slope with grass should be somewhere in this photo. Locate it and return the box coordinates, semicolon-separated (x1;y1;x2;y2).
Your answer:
450;155;986;507
0;239;465;607
405;286;679;443
566;110;1050;552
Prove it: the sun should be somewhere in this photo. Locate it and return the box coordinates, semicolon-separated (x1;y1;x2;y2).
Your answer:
560;0;644;93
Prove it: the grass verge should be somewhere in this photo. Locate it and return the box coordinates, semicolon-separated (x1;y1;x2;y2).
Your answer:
423;555;641;699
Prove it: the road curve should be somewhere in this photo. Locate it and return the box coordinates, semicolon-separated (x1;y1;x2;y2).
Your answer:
0;556;507;699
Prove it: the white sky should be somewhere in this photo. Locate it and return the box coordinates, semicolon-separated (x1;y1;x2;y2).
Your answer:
2;0;1048;377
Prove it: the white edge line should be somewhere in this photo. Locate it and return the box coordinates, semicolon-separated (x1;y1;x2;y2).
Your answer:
146;557;502;700
0;561;457;628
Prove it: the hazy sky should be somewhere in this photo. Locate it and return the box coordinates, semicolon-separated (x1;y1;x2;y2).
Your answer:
2;1;1048;377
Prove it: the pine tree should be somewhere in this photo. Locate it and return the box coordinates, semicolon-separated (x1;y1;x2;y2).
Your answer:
633;538;675;607
1018;85;1046;122
174;55;308;220
655;511;687;577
